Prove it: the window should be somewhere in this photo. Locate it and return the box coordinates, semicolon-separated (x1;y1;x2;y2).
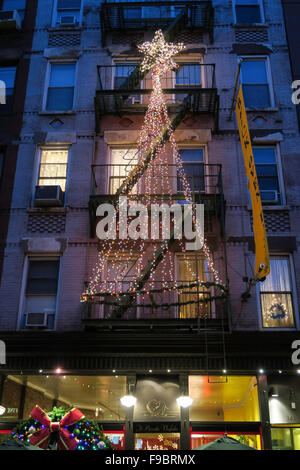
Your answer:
176;64;201;87
0;148;5;182
109;148;138;194
240;58;272;108
0;66;16;111
177;148;205;193
53;0;82;27
259;258;295;328
23;259;60;329
45;63;76;111
114;63;141;104
178;254;210;319
234;0;264;24
253;147;282;204
38;147;68;191
271;427;300;451
123;5;181;20
1;0;26;21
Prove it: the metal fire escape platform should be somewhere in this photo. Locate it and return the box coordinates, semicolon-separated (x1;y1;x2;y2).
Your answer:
100;1;215;45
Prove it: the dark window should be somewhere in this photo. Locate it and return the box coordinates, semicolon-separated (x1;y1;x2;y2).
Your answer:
46;63;76;111
235;0;262;24
26;260;59;295
240;59;271;108
177;149;204;193
253;147;281;204
1;0;26;21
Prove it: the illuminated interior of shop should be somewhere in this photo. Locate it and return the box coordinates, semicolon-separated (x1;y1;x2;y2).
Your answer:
189;376;260;422
135;433;180;450
190;432;261;449
1;375;127;421
271;426;300;450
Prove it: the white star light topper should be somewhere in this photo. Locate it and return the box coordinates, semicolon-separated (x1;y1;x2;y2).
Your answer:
138;30;185;74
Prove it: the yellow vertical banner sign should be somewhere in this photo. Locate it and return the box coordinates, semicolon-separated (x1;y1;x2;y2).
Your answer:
235;85;270;280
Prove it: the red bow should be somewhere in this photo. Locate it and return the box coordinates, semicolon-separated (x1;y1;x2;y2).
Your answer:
29;405;85;450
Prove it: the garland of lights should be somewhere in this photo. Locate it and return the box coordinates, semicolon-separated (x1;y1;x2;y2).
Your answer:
82;30;226;308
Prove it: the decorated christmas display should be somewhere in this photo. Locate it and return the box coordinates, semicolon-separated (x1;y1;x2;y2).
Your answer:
11;405;114;450
81;30;227;312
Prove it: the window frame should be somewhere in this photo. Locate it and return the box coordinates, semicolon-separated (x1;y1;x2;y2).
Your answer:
239;56;275;109
0;65;17;111
256;254;299;330
233;0;265;25
252;144;286;206
176;145;207;195
43;60;78;112
51;0;83;28
1;0;27;22
17;256;62;330
32;145;71;206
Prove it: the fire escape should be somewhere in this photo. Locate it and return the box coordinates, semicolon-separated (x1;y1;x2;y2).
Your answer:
86;1;228;371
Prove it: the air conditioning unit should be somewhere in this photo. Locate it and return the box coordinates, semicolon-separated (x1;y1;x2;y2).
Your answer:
260;190;279;204
59;15;77;26
0;10;22;30
25;310;54;328
34;185;63;207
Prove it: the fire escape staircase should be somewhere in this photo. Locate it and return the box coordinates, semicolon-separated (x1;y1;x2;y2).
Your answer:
90;7;228;367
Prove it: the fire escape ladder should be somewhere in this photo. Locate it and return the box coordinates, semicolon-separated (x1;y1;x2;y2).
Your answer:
110;208;191;319
116;8;187;107
115;97;190;198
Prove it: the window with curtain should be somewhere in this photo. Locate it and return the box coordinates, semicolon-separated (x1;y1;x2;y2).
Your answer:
178;255;210;319
259;258;295;328
177;148;204;194
234;0;263;24
109;148;138;194
46;63;76;111
38;148;68;191
240;59;272;108
253;147;281;204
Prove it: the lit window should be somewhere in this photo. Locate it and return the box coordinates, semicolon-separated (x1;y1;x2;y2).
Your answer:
46;63;76;111
178;254;210;319
234;0;263;24
253;147;282;204
0;66;16;109
109;148;138;194
177;148;204;193
23;260;60;329
240;59;272;108
259;258;295;328
1;0;26;21
38;148;68;191
54;0;82;26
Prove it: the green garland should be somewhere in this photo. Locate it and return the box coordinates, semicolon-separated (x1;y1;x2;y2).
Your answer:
11;406;114;451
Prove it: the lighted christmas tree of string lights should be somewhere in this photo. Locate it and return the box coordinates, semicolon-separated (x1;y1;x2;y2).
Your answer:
82;30;226;308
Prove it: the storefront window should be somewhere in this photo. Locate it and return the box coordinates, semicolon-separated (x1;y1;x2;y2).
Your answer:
135;433;180;450
104;432;125;450
189;376;260;422
191;432;261;450
1;375;127;421
271;427;300;450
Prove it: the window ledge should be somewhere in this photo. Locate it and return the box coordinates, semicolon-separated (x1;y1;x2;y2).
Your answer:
245;107;279;113
234;23;267;29
27;207;68;214
39;110;76;116
48;27;83;33
247;205;289;211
